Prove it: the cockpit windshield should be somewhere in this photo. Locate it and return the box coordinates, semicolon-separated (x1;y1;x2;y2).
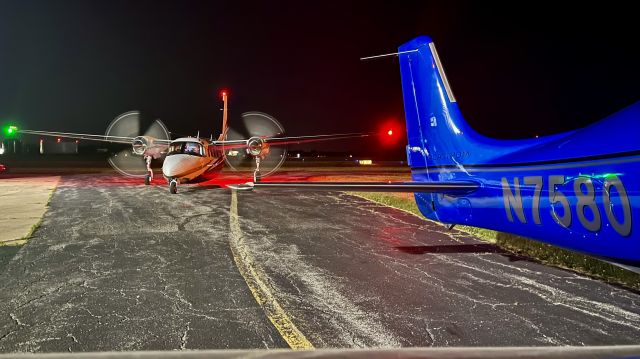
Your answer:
168;141;203;156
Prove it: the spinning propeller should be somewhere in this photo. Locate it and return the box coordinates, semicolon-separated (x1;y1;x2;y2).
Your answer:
223;111;287;178
106;111;171;177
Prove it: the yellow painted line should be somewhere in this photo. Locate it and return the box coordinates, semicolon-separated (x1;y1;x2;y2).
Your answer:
228;190;314;350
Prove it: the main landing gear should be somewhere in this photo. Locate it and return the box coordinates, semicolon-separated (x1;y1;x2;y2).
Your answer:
253;157;262;183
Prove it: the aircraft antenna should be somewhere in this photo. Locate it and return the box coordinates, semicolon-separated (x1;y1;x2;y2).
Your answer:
360;49;418;61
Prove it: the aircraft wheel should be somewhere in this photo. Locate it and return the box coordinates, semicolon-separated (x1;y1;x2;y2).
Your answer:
144;174;151;186
169;180;178;194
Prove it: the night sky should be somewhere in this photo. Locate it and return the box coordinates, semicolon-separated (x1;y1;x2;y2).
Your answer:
1;1;638;156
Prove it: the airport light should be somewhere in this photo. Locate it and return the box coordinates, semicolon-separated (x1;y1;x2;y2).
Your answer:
388;129;393;136
4;125;17;136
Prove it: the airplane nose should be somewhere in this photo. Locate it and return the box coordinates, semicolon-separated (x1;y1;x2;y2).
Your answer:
162;155;199;178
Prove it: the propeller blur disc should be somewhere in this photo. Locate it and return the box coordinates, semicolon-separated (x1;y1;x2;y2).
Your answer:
105;111;170;177
223;111;287;177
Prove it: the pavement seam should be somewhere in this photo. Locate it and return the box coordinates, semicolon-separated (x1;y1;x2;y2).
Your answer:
228;190;314;350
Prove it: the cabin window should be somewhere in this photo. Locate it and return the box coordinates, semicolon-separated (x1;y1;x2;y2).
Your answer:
168;142;204;156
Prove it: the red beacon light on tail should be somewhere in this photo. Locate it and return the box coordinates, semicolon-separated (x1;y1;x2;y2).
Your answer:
220;90;229;99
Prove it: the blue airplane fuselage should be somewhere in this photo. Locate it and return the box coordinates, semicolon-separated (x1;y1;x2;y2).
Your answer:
398;36;639;264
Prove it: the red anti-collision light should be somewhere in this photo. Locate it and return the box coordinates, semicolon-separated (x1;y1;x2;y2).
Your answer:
379;120;402;146
220;90;228;98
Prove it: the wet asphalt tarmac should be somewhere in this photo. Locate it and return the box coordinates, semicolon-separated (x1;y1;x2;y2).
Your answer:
1;174;639;352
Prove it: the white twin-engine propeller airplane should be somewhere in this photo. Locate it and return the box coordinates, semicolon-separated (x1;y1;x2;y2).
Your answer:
18;91;371;193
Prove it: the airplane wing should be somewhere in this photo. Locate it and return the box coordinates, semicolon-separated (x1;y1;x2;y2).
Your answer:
234;181;479;194
19;129;135;144
263;132;371;146
210;132;372;149
18;130;173;145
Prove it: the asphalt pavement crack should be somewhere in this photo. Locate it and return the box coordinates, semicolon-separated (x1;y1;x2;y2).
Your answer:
15;284;67;309
0;328;18;343
180;322;190;350
424;324;435;346
0;314;26;344
9;313;26;327
67;333;79;344
67;333;79;353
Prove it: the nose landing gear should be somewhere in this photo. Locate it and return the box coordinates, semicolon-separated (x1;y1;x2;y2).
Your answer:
169;179;178;194
144;155;154;186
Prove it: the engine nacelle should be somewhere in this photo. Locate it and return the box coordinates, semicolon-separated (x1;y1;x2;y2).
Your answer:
131;136;155;156
246;137;270;158
133;136;167;159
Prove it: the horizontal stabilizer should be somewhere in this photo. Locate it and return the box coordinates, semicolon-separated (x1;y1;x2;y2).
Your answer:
241;181;479;193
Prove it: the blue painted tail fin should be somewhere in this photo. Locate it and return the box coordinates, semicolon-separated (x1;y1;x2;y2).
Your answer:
399;36;471;168
399;36;533;169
